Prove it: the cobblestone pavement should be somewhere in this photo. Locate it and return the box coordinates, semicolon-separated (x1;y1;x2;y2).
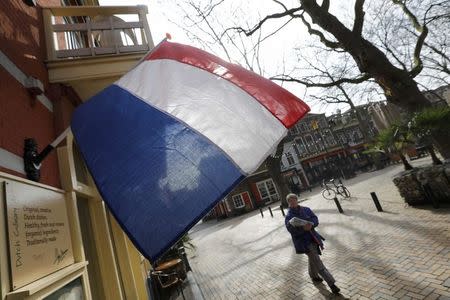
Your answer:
186;158;450;300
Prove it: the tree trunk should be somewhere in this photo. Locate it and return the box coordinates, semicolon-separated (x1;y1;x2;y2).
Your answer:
432;134;450;160
426;145;442;164
301;0;431;110
399;153;414;170
266;142;291;208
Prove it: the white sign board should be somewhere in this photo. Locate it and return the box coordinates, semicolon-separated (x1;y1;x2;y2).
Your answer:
4;180;74;289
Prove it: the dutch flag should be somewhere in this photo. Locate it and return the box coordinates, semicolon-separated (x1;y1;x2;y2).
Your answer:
71;41;310;262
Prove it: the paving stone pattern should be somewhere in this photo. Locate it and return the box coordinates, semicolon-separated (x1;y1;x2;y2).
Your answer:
186;158;450;300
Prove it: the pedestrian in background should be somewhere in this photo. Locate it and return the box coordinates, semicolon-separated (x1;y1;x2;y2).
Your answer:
285;193;341;294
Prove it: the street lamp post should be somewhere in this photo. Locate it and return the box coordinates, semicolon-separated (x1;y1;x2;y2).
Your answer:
312;119;335;180
327;119;355;179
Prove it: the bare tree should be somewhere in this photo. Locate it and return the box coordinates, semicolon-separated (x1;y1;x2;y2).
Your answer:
228;0;450;157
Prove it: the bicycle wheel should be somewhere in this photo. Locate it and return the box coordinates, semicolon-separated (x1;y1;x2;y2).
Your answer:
322;189;336;200
337;186;351;198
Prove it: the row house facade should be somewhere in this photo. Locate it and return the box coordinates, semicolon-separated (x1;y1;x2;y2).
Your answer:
203;162;280;220
282;105;383;188
1;1;155;299
207;104;385;220
204;91;449;221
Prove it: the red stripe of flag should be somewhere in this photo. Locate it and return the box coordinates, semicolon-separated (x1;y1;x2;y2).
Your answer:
145;41;310;128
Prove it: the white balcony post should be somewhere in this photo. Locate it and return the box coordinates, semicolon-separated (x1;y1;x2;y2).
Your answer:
138;6;154;49
43;8;57;60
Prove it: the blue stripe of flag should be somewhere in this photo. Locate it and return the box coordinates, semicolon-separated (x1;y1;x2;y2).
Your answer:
71;85;244;261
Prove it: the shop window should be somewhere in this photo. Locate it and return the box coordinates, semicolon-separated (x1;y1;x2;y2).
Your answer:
44;277;83;300
232;194;245;208
256;179;279;203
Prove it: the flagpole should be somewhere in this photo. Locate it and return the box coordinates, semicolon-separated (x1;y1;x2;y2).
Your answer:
34;127;72;168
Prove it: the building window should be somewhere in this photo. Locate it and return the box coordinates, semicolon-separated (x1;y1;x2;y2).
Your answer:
305;134;317;152
338;133;347;144
295;137;308;157
297;122;308;132
256;179;279;203
314;133;325;151
290;125;299;135
324;129;336;146
232;194;245;208
286;152;295;165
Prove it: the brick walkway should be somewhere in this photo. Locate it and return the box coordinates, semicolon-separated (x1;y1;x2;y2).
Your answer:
185;158;450;299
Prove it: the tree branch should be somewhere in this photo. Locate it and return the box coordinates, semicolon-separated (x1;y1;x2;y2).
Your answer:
272;0;288;11
191;2;234;62
353;0;365;36
392;0;428;77
270;73;371;87
321;0;330;12
299;14;341;49
310;94;348;104
230;7;302;36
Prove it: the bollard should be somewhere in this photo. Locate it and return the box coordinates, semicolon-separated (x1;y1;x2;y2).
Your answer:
333;197;344;214
280;205;285;216
370;192;384;212
268;206;273;217
260;208;264;218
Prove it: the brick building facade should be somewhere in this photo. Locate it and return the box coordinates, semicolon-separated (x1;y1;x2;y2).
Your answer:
1;1;154;299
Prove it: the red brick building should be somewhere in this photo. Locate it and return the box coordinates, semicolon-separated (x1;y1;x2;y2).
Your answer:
1;1;155;298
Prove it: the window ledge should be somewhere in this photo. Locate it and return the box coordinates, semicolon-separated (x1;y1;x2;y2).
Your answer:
6;262;88;300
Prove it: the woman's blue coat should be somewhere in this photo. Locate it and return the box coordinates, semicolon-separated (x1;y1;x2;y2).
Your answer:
285;206;325;254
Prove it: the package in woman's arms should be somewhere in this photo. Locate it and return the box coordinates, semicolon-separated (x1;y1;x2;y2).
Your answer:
289;217;314;227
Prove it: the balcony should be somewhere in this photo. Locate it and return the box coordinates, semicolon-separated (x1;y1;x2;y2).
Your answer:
42;6;154;101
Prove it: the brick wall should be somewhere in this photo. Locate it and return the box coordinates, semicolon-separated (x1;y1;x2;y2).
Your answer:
0;0;67;187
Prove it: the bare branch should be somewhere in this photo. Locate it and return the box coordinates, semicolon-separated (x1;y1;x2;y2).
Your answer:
353;0;365;36
271;73;371;87
299;14;341;49
392;0;428;77
256;18;295;46
310;94;348;104
230;7;302;36
321;0;330;12
188;2;233;62
272;0;288;11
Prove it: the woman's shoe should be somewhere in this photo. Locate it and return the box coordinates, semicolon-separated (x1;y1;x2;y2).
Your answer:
330;284;341;294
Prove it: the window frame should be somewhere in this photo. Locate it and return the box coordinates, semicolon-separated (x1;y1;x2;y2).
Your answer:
232;193;246;209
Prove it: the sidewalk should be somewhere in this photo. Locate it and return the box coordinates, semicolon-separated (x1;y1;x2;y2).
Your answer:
181;158;450;299
175;272;205;300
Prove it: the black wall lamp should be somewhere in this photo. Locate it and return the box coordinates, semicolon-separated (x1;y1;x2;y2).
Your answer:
24;128;71;182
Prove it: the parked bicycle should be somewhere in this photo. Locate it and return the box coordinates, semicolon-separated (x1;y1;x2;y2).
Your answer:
321;178;351;200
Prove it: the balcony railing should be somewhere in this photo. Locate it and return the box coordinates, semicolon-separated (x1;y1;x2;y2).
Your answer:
42;6;154;61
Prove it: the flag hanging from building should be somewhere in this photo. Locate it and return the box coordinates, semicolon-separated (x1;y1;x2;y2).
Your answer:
71;41;310;262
